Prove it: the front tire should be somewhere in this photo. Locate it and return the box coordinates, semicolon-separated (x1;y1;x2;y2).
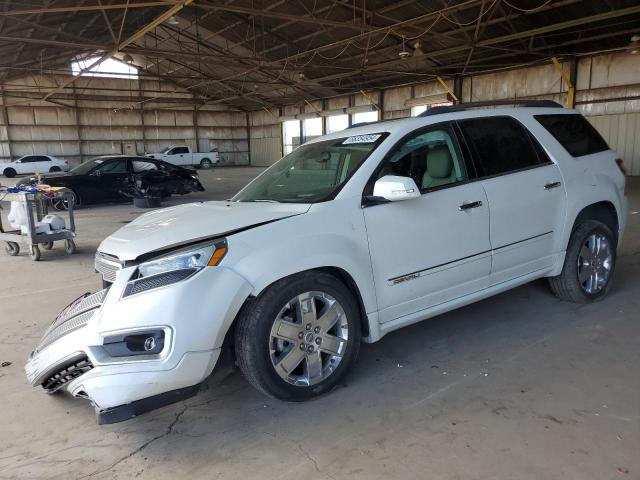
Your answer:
3;168;16;178
548;220;616;303
235;271;361;401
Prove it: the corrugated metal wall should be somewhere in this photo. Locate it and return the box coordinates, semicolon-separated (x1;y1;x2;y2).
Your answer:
248;110;281;167
0;75;250;166
247;51;640;172
588;114;640;175
3;52;640;171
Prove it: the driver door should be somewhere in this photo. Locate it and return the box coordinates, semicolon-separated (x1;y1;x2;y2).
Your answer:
363;122;491;323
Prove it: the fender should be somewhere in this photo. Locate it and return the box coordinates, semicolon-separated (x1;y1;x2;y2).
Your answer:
224;197;379;338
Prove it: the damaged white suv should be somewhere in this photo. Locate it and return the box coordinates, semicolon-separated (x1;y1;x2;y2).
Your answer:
26;102;628;424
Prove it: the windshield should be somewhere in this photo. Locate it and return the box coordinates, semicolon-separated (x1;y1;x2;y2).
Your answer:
233;134;386;203
70;158;104;175
160;147;171;154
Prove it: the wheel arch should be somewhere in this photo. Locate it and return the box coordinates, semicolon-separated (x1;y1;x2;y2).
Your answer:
571;201;619;245
220;266;373;363
55;184;81;207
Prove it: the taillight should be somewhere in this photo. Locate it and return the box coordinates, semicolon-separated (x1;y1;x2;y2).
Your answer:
615;158;627;175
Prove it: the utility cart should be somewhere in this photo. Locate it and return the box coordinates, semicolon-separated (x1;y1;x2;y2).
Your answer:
0;189;76;261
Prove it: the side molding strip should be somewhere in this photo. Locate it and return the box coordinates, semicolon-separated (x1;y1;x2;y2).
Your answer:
387;231;553;284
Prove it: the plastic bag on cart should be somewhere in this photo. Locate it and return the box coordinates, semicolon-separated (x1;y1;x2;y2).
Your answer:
7;201;28;230
42;214;66;231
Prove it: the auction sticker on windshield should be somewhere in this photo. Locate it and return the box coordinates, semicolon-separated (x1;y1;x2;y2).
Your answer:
342;134;382;145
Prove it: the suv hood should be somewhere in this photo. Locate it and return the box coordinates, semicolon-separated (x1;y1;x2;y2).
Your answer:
99;201;311;261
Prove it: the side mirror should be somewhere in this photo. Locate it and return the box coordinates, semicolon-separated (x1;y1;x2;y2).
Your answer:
372;175;421;202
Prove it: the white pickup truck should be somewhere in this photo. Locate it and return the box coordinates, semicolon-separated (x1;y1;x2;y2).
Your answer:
145;146;220;169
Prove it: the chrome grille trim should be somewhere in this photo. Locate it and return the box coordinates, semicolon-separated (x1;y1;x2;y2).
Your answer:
35;288;108;353
95;252;123;283
36;310;96;353
53;289;107;327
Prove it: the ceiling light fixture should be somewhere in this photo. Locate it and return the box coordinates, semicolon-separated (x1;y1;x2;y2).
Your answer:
629;35;640;55
398;36;410;59
412;40;424;57
167;16;179;25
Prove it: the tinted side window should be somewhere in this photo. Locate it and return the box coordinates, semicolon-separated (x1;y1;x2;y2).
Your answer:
376;124;469;191
20;156;36;163
458;116;541;177
535;114;609;157
97;160;128;174
172;147;189;154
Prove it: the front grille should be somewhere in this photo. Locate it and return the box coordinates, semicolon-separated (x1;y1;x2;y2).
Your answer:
95;252;123;283
37;310;95;353
36;289;108;353
42;355;93;393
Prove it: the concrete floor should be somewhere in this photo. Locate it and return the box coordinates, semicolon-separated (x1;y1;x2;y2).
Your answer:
0;169;638;480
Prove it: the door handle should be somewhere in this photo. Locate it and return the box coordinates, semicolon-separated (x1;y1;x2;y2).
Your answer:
459;200;483;211
544;181;561;190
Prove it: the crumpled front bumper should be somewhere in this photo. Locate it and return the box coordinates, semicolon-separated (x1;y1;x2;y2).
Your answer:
25;265;252;423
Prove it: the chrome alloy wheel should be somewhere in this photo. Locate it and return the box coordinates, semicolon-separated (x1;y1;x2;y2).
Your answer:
577;232;613;294
269;291;349;387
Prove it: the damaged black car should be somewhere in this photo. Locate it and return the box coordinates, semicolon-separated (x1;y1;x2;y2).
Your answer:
21;155;205;209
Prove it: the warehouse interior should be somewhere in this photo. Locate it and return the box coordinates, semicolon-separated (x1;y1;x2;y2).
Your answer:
0;1;639;479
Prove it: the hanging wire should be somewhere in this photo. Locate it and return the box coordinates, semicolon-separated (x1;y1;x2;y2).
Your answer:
441;0;499;26
503;0;553;13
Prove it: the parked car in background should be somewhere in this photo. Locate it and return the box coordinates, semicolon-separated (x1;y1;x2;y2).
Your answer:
21;155;204;209
25;103;627;424
145;145;220;169
0;155;69;178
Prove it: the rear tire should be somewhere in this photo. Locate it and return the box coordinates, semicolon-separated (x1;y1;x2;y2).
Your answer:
49;166;61;172
200;158;212;169
548;219;616;303
3;168;16;178
235;271;361;401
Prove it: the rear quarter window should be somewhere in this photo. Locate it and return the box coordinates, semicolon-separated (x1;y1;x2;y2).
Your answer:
535;114;609;157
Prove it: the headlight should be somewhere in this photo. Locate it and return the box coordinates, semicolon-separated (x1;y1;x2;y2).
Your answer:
123;240;227;297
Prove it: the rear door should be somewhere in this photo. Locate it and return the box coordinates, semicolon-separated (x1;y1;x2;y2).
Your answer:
457;116;567;285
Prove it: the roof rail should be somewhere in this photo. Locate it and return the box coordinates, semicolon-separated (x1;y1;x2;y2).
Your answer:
347;117;403;129
417;99;563;117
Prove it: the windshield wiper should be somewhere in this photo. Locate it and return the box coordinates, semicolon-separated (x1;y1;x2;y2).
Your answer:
251;199;280;203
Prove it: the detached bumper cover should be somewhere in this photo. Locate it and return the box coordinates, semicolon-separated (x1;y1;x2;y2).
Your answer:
25;265;252;422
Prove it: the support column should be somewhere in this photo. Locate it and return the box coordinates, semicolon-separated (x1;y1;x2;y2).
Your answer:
71;84;82;162
193;95;200;151
453;77;463;104
245;111;251;166
138;81;147;154
0;84;13;160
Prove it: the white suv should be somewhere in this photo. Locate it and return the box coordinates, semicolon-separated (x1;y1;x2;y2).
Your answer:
25;103;628;424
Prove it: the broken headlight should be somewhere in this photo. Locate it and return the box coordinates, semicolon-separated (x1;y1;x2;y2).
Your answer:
123;240;227;297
